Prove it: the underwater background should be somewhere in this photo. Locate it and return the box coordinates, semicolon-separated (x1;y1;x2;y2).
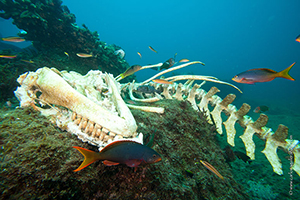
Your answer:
1;0;300;199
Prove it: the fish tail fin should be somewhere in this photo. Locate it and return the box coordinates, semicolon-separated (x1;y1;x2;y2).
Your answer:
73;146;102;172
278;62;295;81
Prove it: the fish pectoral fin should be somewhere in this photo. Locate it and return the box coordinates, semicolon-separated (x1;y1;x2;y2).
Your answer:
103;160;120;166
241;78;255;84
125;159;142;167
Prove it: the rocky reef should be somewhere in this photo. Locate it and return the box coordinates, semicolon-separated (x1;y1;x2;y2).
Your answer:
0;0;132;103
0;100;248;199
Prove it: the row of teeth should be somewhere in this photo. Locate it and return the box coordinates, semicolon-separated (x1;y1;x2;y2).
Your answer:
71;112;122;142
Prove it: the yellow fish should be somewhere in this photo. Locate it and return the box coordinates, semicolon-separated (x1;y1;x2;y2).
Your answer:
296;34;300;43
200;160;224;180
0;55;17;59
119;65;142;79
137;52;142;58
1;36;25;42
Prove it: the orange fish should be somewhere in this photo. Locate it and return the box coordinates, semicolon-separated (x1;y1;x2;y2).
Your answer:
76;53;93;58
137;52;142;58
73;140;161;171
296;34;300;43
179;58;190;63
152;79;173;84
200;160;224;180
0;55;17;59
149;46;157;53
232;62;295;84
1;36;25;42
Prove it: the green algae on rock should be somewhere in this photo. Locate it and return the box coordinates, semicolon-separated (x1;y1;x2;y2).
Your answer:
0;100;248;199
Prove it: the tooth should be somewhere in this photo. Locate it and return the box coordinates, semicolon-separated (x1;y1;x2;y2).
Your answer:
88;121;94;133
103;135;110;142
91;128;97;137
107;136;114;144
108;138;113;144
92;124;102;138
79;117;88;130
96;128;101;138
109;132;116;137
72;112;77;121
115;135;123;140
85;121;94;134
99;131;105;140
74;116;82;125
102;127;110;134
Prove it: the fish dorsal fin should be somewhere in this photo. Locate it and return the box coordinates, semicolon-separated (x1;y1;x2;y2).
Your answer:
100;140;142;153
103;160;120;166
246;68;277;73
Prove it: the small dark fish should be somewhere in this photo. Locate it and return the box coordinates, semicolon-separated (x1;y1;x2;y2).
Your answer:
145;131;156;147
159;58;175;71
232;62;295;84
253;105;269;113
224;145;236;162
136;85;161;94
234;151;252;164
5;101;12;108
119;65;142;79
185;170;194;178
21;59;34;63
73;140;161;171
149;46;157;53
296;34;300;43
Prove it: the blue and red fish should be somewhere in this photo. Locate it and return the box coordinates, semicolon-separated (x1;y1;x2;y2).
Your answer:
232;62;295;84
253;105;269;113
73;140;161;172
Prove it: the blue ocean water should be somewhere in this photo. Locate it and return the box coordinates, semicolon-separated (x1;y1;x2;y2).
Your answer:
64;0;300;111
1;1;300;198
2;1;299;107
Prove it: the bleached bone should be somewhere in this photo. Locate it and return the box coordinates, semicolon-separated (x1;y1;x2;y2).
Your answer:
14;67;141;149
14;61;300;177
123;80;300;176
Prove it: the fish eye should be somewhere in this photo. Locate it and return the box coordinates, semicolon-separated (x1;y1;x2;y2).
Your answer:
153;154;157;158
